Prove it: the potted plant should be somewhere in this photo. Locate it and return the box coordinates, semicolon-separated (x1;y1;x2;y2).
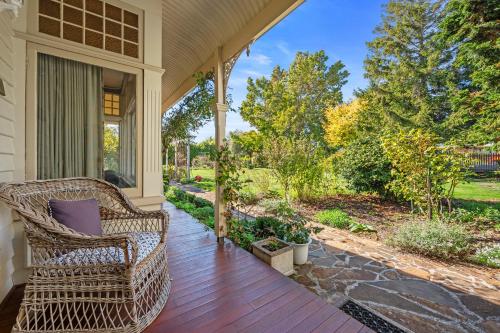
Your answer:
252;237;294;276
281;216;323;265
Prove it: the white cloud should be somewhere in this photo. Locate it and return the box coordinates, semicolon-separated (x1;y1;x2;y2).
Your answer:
248;53;272;65
241;69;266;78
240;52;272;66
277;41;293;57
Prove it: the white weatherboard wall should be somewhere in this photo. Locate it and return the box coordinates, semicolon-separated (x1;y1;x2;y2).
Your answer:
0;10;20;301
0;0;165;302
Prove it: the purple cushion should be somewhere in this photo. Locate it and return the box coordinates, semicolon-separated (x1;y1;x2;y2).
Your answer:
48;199;102;235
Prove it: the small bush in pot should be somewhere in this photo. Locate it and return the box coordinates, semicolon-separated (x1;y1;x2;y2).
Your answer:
276;212;322;265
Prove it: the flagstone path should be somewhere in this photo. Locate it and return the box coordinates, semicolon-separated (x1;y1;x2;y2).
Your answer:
291;225;500;333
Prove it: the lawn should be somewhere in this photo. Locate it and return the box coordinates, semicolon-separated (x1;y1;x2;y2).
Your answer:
188;168;500;203
188;168;283;196
453;179;499;202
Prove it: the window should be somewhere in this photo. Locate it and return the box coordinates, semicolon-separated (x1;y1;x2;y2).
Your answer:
36;53;137;188
36;0;142;59
104;93;120;116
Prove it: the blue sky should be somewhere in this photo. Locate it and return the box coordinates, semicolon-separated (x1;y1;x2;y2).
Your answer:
194;0;386;142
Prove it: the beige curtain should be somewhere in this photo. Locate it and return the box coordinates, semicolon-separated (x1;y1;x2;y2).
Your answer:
37;53;103;179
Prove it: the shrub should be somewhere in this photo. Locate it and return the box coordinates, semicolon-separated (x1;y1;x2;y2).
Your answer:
444;206;500;226
260;199;294;218
336;137;391;196
349;222;376;233
470;245;500;268
205;216;215;229
191;206;215;221
254;216;282;238
388;220;472;259
227;218;258;251
193;196;213;208
238;190;259;206
177;202;195;212
316;209;352;229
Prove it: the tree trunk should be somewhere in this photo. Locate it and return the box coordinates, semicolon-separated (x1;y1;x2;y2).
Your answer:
174;142;178;180
186;143;191;181
426;167;433;220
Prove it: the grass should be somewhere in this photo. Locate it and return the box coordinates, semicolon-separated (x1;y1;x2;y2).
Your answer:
188;169;499;203
188;168;283;196
316;209;352;229
453;179;499;202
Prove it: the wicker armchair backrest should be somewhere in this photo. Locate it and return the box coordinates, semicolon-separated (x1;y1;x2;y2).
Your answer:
0;178;130;235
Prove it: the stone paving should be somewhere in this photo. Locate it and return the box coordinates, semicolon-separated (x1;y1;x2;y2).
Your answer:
291;225;500;333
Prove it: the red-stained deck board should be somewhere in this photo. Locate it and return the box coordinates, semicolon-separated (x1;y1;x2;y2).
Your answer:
0;202;374;333
144;203;374;333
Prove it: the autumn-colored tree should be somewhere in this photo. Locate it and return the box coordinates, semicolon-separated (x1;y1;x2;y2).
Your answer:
324;98;365;147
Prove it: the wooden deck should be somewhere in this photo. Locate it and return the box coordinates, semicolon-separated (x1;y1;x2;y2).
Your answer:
145;203;373;332
0;202;373;333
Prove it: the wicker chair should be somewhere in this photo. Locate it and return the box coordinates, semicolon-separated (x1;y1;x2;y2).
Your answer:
0;178;171;333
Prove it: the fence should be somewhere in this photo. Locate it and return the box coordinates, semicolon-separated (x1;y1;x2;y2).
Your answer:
466;151;499;173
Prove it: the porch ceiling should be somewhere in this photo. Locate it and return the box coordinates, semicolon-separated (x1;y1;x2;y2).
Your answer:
161;0;303;110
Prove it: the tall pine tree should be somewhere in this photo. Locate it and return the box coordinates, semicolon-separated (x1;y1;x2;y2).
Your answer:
364;0;450;135
439;0;499;145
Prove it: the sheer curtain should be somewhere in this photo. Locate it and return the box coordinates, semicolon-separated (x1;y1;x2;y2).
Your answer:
37;53;103;179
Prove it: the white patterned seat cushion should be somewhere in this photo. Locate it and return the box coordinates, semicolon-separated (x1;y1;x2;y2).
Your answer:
47;232;161;266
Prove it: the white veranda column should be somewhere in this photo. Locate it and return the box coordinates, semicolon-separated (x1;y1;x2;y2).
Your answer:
214;46;228;242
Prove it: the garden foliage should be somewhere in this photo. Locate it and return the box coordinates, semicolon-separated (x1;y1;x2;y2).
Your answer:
335;138;392;196
388;220;472;259
382;129;469;218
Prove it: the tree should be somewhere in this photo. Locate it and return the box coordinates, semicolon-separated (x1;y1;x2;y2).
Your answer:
240;51;348;199
439;0;499;145
364;0;450;135
161;71;220;167
335;137;392;196
229;130;265;168
103;125;119;171
382;129;469;219
241;51;348;145
324;98;365;147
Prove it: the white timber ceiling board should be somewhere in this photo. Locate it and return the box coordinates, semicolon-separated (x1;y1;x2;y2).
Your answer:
161;0;303;110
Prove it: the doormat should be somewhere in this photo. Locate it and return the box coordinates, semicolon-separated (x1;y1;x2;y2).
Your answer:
340;299;409;333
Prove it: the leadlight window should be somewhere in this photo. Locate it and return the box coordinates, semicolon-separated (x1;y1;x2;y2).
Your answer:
37;0;141;59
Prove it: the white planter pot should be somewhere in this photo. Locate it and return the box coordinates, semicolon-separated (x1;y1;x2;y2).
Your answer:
290;238;312;265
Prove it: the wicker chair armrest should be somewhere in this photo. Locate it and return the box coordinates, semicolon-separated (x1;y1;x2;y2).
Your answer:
102;209;168;243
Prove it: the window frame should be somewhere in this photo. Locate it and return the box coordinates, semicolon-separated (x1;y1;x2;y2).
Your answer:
26;42;143;198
